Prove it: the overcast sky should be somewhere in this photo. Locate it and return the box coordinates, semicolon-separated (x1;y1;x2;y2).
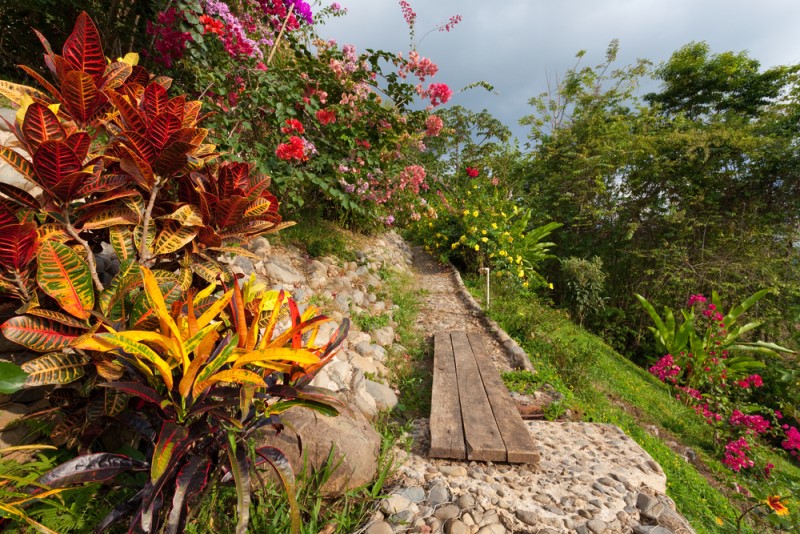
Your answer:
317;0;800;141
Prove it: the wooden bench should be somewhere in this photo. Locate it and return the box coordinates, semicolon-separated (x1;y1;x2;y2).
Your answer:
429;331;539;465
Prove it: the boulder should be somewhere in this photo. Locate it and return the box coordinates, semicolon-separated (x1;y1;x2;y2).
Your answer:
254;402;381;496
262;255;304;285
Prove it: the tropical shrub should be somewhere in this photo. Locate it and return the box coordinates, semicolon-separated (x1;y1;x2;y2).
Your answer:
142;0;458;229
638;290;800;480
560;256;606;326
0;13;349;533
409;168;561;289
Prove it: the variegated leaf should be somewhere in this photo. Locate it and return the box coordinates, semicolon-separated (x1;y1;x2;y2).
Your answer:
154;221;197;256
22;351;89;386
61;70;100;125
109;225;135;261
36;240;94;320
99;258;140;316
99;62;132;91
0;315;85;352
26;309;90;329
95;332;174;390
191;259;228;284
104;387;129;416
0;80;48;106
77;206;138;230
62;12;106;82
0;147;35;182
159;205;203;227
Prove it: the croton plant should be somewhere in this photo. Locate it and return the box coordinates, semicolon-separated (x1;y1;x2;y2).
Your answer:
0;13;348;533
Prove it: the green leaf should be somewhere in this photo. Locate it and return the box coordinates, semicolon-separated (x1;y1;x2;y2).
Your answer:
0;362;28;394
21;351;89;386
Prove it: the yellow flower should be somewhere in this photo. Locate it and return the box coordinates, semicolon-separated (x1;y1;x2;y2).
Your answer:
499;250;507;256
516;256;522;264
523;282;529;288
482;230;487;235
518;270;524;278
548;282;554;289
470;226;477;233
428;222;433;227
491;223;498;229
463;209;469;216
481;237;488;242
715;517;724;526
507;236;514;243
460;235;466;242
474;244;480;251
451;243;458;249
765;496;789;517
473;210;479;217
501;212;507;218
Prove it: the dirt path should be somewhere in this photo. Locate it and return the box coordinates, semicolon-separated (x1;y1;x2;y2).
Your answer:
409;246;514;372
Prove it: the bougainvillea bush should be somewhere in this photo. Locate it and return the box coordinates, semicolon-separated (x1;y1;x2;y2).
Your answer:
0;12;347;533
638;291;800;483
144;0;458;229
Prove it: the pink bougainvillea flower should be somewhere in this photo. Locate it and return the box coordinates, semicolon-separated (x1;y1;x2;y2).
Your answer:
426;115;443;137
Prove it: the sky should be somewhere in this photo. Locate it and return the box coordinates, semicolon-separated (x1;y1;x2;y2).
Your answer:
317;0;800;141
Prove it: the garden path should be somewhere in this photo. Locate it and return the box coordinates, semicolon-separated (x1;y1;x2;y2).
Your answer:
361;246;694;534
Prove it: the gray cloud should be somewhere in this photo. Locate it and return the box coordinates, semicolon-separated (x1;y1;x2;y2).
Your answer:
318;0;800;140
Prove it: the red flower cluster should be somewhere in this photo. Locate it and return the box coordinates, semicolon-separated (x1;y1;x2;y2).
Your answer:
276;136;308;161
281;118;305;134
723;437;754;471
399;0;416;26
146;7;193;68
316;109;336;125
465;166;479;178
200;14;224;35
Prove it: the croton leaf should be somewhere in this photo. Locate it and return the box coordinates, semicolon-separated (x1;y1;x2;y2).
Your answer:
166;455;211;534
21;103;65;151
0;183;39;210
181;101;201;127
61;12;106;83
106;89;146;132
0;79;49;106
63;131;91;161
36;224;70;243
147;113;182;150
0;315;84;352
61;70;100;125
119;130;157;164
99;258;140;316
104;387;129;416
154;141;192;177
21;351;89;386
154;221;197;256
26;308;90;329
119;145;155;191
32;140;82;198
99;381;165;407
0;146;35;183
16;65;62;104
95;332;174;390
0;203;16;226
255;446;300;533
37;240;94;320
109;227;136;262
75;173;130;198
193;369;266;394
142;82;168;119
0;222;38;272
151;422;190;482
160;205;203;227
214;198;248;228
77;206;138;230
99;61;132;91
36;452;147;488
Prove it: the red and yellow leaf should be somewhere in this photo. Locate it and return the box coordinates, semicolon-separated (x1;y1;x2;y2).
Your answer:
147;113;181;150
32;140;81;198
0;315;84;352
61;12;106;82
99;62;132;91
193;369;266;393
95;332;174;390
151;422;189;482
153;221;197;256
77;206;138;230
0;222;38;272
21;103;65;151
61;70;99;125
0;146;35;182
36;240;94;320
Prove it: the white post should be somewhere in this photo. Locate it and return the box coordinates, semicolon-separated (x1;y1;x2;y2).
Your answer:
480;267;490;308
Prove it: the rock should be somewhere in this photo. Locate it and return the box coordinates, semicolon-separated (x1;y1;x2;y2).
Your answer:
476;524;506;534
365;521;393;534
233;256;255;276
434;504;460;521
397;486;426;503
371;326;395;347
382;494;412;515
456;494;475;509
633;527;673;534
0;402;31;448
587;519;608;533
253;404;380;496
439;465;468;478
636;492;664;520
365;380;398;410
353;387;379;419
514;509;539;526
262;255;304;285
444;519;469;534
428;482;450;506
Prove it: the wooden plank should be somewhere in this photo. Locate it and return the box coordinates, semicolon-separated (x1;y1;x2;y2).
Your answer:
451;331;506;462
467;332;540;465
429;332;466;459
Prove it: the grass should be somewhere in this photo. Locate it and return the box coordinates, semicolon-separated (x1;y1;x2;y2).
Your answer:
276;215;357;262
352;311;390;332
185;415;402;534
463;276;800;533
377;267;432;418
